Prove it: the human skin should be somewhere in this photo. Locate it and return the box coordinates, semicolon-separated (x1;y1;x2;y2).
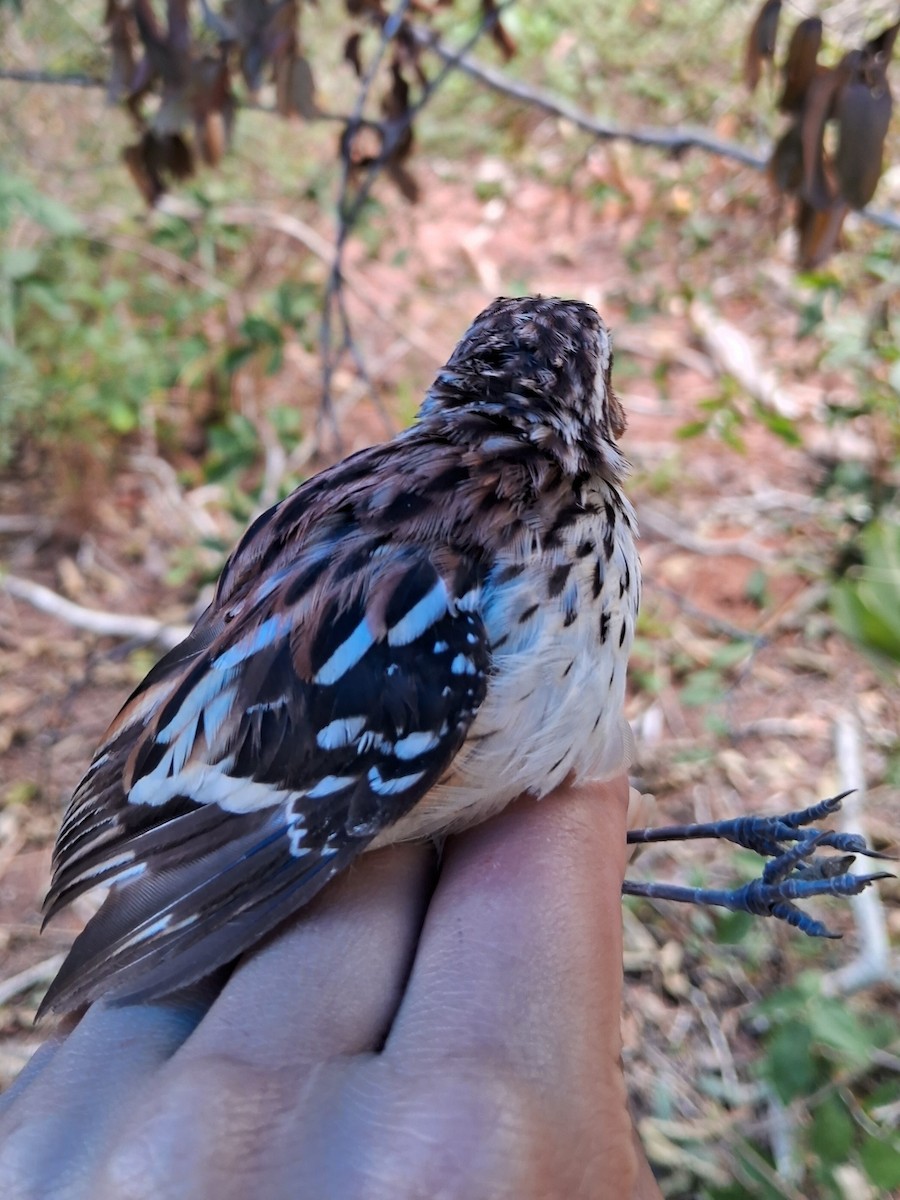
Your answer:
0;774;662;1200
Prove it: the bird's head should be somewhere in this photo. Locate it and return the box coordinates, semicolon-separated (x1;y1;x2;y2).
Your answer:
417;295;627;477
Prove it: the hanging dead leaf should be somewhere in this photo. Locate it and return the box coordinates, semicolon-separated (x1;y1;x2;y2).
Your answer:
796;197;847;269
133;0;189;87
769;121;803;195
105;0;136;104
384;159;420;203
778;17;822;114
798;65;841;211
834;53;893;208
344;31;364;77
344;0;387;17
744;0;782;93
483;0;516;62
864;18;900;65
190;53;235;166
123;140;165;206
287;55;320;118
153;131;195;180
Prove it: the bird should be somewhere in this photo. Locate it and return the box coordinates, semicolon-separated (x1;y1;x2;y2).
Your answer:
39;295;638;1016
38;296;888;1018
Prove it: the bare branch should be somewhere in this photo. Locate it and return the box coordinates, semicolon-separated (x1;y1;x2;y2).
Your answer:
408;27;900;233
2;574;190;650
823;712;897;996
2;59;896;231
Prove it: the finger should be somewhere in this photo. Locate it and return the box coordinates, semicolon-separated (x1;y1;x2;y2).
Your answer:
87;843;435;1200
167;840;435;1071
389;775;629;1076
0;997;209;1199
0;1038;65;1120
385;775;634;1197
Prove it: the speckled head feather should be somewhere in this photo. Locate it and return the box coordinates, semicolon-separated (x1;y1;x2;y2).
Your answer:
417;296;627;477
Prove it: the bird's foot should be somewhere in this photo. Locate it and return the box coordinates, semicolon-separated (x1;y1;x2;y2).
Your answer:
623;792;894;937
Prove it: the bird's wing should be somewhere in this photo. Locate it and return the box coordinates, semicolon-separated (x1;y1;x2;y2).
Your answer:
40;540;488;1015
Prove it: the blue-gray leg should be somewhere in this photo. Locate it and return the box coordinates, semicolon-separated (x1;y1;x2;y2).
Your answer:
623;793;894;937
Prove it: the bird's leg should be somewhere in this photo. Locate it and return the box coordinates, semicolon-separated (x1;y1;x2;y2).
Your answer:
623;792;894;938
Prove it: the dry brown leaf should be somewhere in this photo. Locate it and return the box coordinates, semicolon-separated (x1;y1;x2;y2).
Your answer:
798;64;841;211
287;55;319;119
769;120;803;195
834;61;893;209
483;0;516;62
105;0;137;104
778;16;822;114
744;0;782;93
344;31;364;77
797;196;848;269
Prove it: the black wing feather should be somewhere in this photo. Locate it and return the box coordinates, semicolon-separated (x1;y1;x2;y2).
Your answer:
40;542;488;1015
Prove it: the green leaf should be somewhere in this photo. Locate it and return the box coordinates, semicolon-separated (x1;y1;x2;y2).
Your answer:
0;176;83;235
275;281;317;328
764;1019;818;1102
860;1133;900;1190
810;1095;854;1164
222;343;257;375
680;669;724;707
808;1001;874;1069
1;247;39;281
676;419;709;439
241;314;284;347
106;400;138;434
713;909;754;944
709;641;753;669
754;406;802;446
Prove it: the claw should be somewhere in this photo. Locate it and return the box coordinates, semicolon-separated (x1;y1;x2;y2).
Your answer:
623;791;894;937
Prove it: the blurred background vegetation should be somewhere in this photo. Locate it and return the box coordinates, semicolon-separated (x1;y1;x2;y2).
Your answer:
1;2;899;1197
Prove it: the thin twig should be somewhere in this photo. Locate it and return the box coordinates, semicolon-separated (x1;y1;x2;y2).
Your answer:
408;29;900;234
319;1;513;426
823;713;896;995
2;61;897;232
641;504;775;564
2;574;190;649
0;955;67;1007
319;0;414;440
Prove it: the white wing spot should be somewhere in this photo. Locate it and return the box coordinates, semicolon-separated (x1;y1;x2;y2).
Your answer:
393;731;440;760
214;615;288;670
433;640;449;653
305;774;357;799
457;589;481;613
357;730;390;754
387;580;448;646
289;823;310;857
451;654;477;675
368;766;426;795
315;619;375;685
316;716;367;750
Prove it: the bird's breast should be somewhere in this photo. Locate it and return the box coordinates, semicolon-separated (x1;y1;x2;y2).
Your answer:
373;490;640;846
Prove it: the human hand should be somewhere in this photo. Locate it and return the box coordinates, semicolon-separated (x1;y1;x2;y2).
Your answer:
0;775;661;1200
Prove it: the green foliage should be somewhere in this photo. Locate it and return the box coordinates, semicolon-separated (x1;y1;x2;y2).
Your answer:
0;176;219;465
677;384;801;452
831;517;900;661
749;975;900;1196
706;975;900;1199
0;175;321;494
